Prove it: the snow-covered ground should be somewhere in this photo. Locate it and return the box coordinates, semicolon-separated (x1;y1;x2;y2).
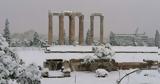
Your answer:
113;53;159;62
16;46;160;66
47;45;93;52
47;45;158;53
112;46;158;53
41;70;160;84
16;48;94;66
14;46;160;84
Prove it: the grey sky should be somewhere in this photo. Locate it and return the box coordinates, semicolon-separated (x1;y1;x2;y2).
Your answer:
0;0;160;38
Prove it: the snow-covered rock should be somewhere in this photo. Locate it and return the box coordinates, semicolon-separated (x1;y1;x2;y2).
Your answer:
63;68;71;73
95;69;109;77
41;68;49;77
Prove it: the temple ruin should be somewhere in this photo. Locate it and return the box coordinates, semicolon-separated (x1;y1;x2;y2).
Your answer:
48;11;84;45
48;11;104;45
89;13;104;45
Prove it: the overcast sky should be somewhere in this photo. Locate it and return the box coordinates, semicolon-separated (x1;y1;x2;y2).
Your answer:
0;0;160;38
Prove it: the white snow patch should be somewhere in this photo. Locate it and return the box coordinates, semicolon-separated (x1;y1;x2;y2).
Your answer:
48;71;63;77
15;47;160;66
41;70;160;84
47;46;158;53
113;53;160;62
47;45;93;52
95;69;109;77
113;46;158;52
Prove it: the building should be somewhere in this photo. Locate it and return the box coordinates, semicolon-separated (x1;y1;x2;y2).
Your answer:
110;32;150;46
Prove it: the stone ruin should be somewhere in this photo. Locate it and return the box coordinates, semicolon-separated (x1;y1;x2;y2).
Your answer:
48;11;104;45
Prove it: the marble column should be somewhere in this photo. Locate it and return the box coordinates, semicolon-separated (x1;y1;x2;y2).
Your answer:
59;15;64;45
100;16;104;43
48;12;53;45
79;15;84;45
90;16;94;45
69;15;75;45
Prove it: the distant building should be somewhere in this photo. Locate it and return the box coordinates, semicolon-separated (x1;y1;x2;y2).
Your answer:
110;32;151;46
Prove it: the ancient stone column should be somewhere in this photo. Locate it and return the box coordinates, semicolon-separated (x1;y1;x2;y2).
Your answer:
89;16;94;45
100;16;104;43
48;12;53;45
69;15;75;45
59;15;64;45
79;15;84;45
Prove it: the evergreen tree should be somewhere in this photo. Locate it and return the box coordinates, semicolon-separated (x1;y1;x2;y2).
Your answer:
3;19;11;46
64;29;68;45
109;31;118;46
33;32;41;47
85;29;91;45
0;33;41;83
155;30;160;47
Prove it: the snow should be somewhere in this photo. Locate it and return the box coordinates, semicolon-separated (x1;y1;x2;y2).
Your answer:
93;44;115;59
47;46;158;53
63;68;71;73
113;46;158;53
16;48;95;66
16;47;95;65
63;10;73;13
41;71;117;84
16;46;160;66
82;55;96;64
120;70;160;84
95;69;109;77
41;70;160;84
14;46;160;84
48;71;63;77
0;34;9;49
47;45;93;52
113;53;159;62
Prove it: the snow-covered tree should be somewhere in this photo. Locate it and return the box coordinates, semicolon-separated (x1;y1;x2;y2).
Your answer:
33;32;41;47
155;30;160;47
17;63;41;84
93;43;115;59
0;34;9;50
85;29;91;45
3;19;11;46
0;33;41;83
81;55;96;71
93;40;103;46
0;34;20;83
81;55;95;64
109;31;118;46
